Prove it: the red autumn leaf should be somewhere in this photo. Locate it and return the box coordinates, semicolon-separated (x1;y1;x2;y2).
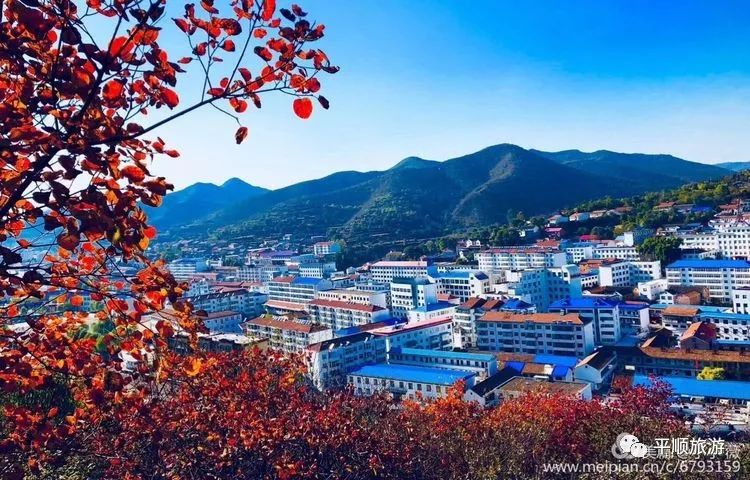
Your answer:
230;98;248;113
102;80;124;101
121;165;146;182
292;97;313;119
70;295;84;307
207;87;225;97
144;226;157;239
253;28;267;38
254;46;273;61
235;126;248;144
184;357;203;376
221;40;236;52
108;36;134;58
261;0;276;21
162;88;179;108
173;18;190;33
238;67;253;82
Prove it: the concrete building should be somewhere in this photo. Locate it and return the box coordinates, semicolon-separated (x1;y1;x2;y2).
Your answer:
476;247;567;274
453;297;504;349
495;265;583;312
574;350;617;391
666;259;750;304
167;258;208;280
189;289;267;318
475;311;595;357
389;277;438;318
244;315;332;354
497;377;592;401
598;260;661;288
593;245;640;261
316;288;388;308
266;276;333;310
369;317;453;351
637;278;669;301
430;270;490;302
370;261;437;284
549;297;622;346
348;364;476;401
306;299;390;330
306;332;387;390
313;241;342;256
388;347;498;380
406;302;455;323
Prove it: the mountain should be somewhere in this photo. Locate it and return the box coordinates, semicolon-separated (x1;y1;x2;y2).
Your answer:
146;178;268;229
716;161;750;172
531;149;730;192
155;144;732;243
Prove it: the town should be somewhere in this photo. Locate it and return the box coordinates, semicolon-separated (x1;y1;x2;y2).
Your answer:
112;195;750;436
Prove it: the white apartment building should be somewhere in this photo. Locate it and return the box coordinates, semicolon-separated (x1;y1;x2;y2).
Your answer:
313;241;342;256
697;311;750;341
599;260;662;288
167;258;208;280
316;288;388;308
430;270;490;302
563;243;595;263
677;223;750;259
406;302;456;323
370;261;437;284
298;261;337;279
198;310;244;334
189;290;267;318
678;232;719;252
306;299;390;330
495;265;583;312
666;259;750;304
637;278;669;301
593;245;640;261
369;317;453;351
306;332;387;390
236;264;288;282
453;297;505;349
476;247;567;274
475;311;595;357
267;276;333;305
389;277;438;318
348;364;475;401
244;315;332;353
732;288;750;314
548;297;622;345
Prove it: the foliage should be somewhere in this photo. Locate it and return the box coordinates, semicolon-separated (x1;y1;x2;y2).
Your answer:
0;0;336;473
637;236;683;264
697;366;726;380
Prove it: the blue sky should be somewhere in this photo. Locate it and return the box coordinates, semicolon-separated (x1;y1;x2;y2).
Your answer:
149;0;750;189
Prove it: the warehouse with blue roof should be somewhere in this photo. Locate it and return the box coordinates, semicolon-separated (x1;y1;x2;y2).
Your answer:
348;364;476;401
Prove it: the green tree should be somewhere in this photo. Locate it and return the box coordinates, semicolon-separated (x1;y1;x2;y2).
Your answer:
637;236;683;264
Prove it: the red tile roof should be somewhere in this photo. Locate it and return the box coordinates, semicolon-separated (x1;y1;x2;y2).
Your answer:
245;316;328;334
308;299;384;313
480;311;585;325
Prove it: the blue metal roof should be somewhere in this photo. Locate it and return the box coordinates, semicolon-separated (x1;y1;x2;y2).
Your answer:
698;310;749;319
500;298;534;311
412;301;456;313
633;374;750;401
533;354;579;368
292;277;326;286
549;297;618;309
552;365;572;379
505;361;526;373
349;363;475;386
390;347;495;362
618;303;649;311
667;259;750;269
436;271;472;279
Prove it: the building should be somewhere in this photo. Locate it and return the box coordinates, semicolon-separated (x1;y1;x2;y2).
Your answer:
732;288;750;314
497;377;592;401
463;367;518;407
495;265;583;312
679;321;717;350
637;278;669;301
197;310;244;334
189;289;267;318
298;261;337;279
244;315;332;354
453;297;504;349
306;299;390;330
574;349;617;391
476;311;595;357
593;245;640;261
388;347;498;380
348;364;476;401
306;332;387;390
562;242;595;263
316;288;388;308
389;277;438;318
406;302;455;323
666;259;750;303
167;258;208;280
236;264;288;283
431;270;490;302
370;261;437;284
266;276;334;312
476;247;567;274
370;317;453;351
598;260;661;288
313;241;342;256
618;302;650;336
548;297;622;345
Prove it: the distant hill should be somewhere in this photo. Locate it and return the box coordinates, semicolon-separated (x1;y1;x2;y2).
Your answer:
153;144;733;242
531;149;730;192
716;161;750;172
146;178;268;229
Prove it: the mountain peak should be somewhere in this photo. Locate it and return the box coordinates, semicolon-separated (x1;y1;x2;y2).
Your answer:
221;177;251;188
390;156;438;170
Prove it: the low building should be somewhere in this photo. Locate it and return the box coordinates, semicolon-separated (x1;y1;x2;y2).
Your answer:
406;301;455;323
348;364;476;401
463;367;518;407
244;315;332;354
369;317;453;351
497;377;592;401
574;350;617;391
306;332;387;390
306;299;390;330
388;347;498;380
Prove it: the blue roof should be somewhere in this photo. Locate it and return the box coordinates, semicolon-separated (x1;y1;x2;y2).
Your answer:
500;298;534;311
667;259;750;269
412;301;456;313
618;303;649;311
505;361;526;373
390;347;495;362
633;374;750;401
549;297;618;309
715;339;750;346
292;277;326;286
532;354;579;368
552;365;572;379
349;363;475;386
436;271;472;279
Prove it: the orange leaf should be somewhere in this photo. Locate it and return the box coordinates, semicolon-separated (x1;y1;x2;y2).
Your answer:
261;0;276;21
102;80;124;101
292;97;313;119
144;226;157;239
70;295;84;307
235;126;248;144
121;165;146;182
162;88;179;108
184;357;203;376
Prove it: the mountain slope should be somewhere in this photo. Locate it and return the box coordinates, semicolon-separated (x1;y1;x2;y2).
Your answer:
154;144;733;242
146;178;268;229
532;149;730;191
716;161;750;172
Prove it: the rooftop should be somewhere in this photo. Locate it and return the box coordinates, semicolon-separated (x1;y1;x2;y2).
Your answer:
480;311;586;325
308;299;385;313
245;315;328;334
469;367;517;396
349;363;475;386
549;297;619;309
632;374;750;401
372;261;429;268
667;259;750;269
499;377;589;396
390;347;496;362
370;317;452;336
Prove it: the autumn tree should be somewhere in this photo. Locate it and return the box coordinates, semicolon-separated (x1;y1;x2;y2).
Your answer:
0;0;336;474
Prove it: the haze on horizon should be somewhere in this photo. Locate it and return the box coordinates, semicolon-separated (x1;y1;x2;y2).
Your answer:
150;0;750;190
